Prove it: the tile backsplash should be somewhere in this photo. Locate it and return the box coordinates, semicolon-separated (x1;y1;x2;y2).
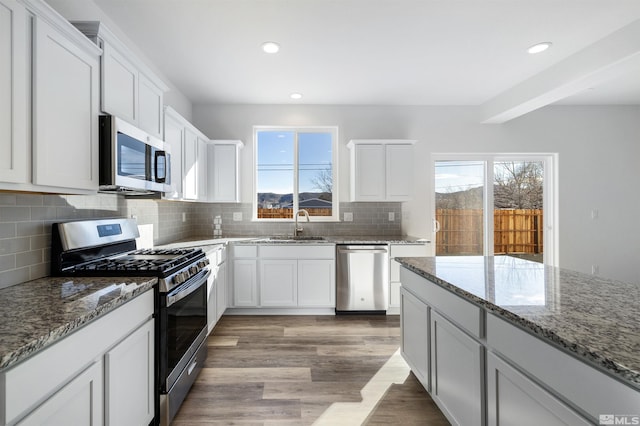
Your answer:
0;193;195;289
192;202;402;238
0;193;401;289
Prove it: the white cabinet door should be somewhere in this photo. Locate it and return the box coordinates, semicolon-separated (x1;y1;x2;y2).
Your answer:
18;361;103;426
138;72;163;138
32;16;99;190
209;142;242;202
183;127;199;200
260;259;298;307
207;264;218;333
233;259;258;307
216;261;227;321
101;41;137;124
389;244;431;309
104;318;154;426
430;310;483;426
197;136;209;201
298;259;335;307
386;144;413;201
163;110;184;199
352;144;385;201
0;0;27;184
487;352;590;426
400;288;429;390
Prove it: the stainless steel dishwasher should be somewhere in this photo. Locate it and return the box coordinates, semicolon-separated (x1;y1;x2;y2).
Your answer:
336;244;389;314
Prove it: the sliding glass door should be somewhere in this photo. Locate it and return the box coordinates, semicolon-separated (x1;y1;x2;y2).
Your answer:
433;154;556;265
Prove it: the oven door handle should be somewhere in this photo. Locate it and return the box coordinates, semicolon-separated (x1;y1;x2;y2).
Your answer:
167;269;211;307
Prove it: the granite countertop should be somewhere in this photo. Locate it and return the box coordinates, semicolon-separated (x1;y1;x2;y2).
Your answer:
0;276;157;371
396;256;640;389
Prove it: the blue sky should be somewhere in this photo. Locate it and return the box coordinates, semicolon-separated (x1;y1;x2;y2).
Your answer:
257;130;333;194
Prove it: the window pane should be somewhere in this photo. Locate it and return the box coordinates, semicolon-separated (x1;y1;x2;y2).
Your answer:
435;160;484;255
494;161;544;262
298;132;333;217
256;131;294;219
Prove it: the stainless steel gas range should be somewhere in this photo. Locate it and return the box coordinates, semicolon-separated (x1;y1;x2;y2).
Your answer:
51;218;210;426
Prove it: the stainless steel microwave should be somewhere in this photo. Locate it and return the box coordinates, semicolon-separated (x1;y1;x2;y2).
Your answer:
99;115;171;195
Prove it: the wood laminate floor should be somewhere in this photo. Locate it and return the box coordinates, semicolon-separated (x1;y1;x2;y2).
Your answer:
172;315;449;426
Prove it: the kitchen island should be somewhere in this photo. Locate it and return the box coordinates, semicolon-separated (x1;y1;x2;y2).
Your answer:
396;255;639;425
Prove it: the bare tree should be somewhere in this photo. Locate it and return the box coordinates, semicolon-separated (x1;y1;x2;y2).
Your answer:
494;161;543;209
310;168;333;201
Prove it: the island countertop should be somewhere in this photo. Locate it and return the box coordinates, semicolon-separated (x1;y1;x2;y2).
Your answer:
0;276;157;371
396;256;640;389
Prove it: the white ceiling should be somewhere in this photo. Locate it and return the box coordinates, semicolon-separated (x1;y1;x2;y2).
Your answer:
86;0;640;112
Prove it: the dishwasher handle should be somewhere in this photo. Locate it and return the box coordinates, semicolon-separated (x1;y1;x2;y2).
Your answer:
337;247;388;254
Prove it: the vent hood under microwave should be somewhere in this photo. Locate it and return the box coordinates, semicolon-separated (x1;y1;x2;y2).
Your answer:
99;115;172;196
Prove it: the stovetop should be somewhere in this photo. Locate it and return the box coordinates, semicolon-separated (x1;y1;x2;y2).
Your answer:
67;248;206;277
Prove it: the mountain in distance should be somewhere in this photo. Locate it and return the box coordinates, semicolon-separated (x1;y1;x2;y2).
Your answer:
258;192;332;206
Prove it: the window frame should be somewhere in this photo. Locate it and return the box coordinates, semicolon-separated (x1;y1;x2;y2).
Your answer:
430;152;558;267
252;125;339;222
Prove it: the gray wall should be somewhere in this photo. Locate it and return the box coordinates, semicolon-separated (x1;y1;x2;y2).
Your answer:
193;104;640;283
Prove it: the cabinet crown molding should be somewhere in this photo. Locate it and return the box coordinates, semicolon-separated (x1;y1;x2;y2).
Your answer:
72;20;169;91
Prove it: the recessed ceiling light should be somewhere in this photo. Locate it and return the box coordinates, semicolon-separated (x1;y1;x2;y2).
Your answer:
527;42;552;54
290;93;303;100
261;41;280;54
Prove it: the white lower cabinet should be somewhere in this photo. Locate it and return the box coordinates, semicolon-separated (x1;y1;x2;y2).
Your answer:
389;243;431;313
486;352;590;426
260;260;298;306
231;244;335;309
0;290;154;426
104;318;155;426
233;259;258;307
298;259;335;307
216;261;227;322
430;310;483;426
400;288;429;389
18;361;103;426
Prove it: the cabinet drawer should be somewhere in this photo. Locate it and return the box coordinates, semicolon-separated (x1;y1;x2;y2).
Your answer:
400;267;482;338
390;244;430;281
233;245;257;258
2;290;154;424
486;313;640;421
259;244;335;259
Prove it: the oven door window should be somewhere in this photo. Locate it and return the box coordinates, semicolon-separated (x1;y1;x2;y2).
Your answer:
117;132;149;181
166;279;207;373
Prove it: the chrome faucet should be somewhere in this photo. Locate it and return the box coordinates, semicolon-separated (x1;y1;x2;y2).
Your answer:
294;209;310;236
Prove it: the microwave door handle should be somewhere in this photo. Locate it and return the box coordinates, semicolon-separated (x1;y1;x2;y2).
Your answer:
155;150;167;183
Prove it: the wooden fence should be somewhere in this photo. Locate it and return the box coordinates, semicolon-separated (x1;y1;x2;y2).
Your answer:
257;208;333;219
436;209;543;255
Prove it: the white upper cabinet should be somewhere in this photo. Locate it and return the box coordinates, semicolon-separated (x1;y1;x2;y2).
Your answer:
207;140;243;203
0;0;28;184
32;13;100;191
73;21;169;139
348;139;416;202
162;107;210;202
0;0;101;194
163;107;184;200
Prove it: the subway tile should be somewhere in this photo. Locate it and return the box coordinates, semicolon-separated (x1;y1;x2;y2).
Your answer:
30;262;49;281
31;206;58;221
0;237;30;255
16;194;43;206
0;206;31;222
0;223;16;238
31;234;50;250
0;194;17;206
43;195;69;206
0;267;30;289
16;250;43;268
17;221;44;237
0;254;15;272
